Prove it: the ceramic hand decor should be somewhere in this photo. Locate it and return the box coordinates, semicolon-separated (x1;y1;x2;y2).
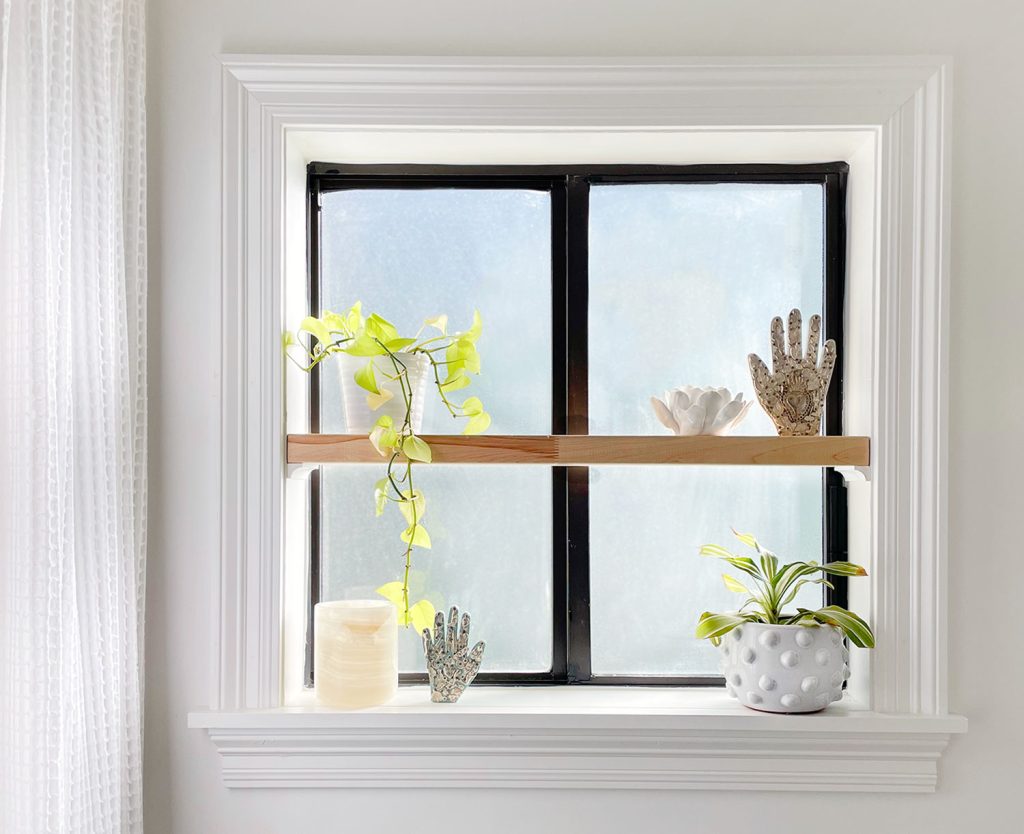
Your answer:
422;606;485;703
650;386;752;436
748;309;836;436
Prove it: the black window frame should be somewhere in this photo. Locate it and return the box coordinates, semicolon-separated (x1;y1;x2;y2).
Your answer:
304;161;849;687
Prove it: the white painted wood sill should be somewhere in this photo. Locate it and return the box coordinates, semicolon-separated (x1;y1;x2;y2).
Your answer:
189;687;966;791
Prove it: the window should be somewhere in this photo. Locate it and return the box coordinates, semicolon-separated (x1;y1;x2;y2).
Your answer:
205;54;960;792
305;163;847;686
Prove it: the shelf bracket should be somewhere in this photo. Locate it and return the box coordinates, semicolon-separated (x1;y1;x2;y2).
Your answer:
835;465;871;484
287;462;318;481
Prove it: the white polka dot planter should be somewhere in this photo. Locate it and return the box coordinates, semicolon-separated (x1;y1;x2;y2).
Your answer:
718;622;849;713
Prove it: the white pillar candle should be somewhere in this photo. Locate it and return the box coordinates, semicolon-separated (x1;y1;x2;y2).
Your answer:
314;600;397;708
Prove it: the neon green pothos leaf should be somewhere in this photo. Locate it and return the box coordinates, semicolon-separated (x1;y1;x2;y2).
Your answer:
354;361;379;394
299;316;332;347
344;302;364;333
440;373;471;392
401;523;432;549
424;314;448;335
402;435;432;463
368;417;398;456
407;599;436;633
373;477;390;516
321;311;348;335
466;310;482;342
446;338;480;374
398;490;426;526
366;388;394;411
342;334;387;356
365;313;399;345
463;411;491;435
376;581;405;606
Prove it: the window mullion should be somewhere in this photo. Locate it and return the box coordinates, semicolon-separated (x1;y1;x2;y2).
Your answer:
550;178;570;681
565;176;592;683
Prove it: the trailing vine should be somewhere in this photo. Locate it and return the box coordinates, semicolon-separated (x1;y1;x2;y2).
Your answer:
286;303;489;632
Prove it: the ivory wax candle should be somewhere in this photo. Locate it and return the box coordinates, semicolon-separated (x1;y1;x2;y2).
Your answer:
314;600;397;708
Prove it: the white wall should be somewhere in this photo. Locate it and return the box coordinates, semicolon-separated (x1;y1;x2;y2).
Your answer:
146;1;1024;831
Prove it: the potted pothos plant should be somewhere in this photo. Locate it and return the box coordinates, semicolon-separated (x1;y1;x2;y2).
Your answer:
695;530;874;713
286;302;491;634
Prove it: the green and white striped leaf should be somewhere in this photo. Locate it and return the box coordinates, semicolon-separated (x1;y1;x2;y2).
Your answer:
731;529;760;551
695;611;748;641
771;561;820;604
778;577;833;610
700;546;761;579
805;605;875;648
721;574;750;594
818;561;869;577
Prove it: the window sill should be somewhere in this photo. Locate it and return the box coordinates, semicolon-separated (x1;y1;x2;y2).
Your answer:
189;687;966;792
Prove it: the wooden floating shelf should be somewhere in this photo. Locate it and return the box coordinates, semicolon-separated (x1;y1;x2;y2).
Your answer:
288;434;870;467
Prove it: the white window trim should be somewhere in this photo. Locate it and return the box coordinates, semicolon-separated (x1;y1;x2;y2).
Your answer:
193;55;966;791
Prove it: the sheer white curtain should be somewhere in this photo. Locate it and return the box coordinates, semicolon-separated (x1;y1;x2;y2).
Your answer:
0;0;147;831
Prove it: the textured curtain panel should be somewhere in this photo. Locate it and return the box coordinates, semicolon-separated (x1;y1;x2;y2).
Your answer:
0;0;147;831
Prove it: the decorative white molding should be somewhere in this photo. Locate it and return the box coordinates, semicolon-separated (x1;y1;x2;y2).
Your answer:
212;54;957;789
189;691;965;791
871;64;952;715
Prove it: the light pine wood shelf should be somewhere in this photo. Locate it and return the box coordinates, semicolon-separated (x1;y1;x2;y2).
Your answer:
287;434;870;467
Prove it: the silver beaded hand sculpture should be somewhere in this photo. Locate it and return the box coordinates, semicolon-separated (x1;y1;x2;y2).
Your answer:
422;606;485;703
748;309;836;436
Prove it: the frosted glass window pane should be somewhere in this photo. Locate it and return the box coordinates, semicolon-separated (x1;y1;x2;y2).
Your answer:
588;183;824;435
319;188;551;435
321;465;553;673
589;466;823;676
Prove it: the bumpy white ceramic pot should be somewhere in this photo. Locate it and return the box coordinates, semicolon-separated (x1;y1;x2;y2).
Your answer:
718;622;849;713
337;352;431;434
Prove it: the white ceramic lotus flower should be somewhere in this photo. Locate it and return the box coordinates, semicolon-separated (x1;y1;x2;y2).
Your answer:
650;386;753;436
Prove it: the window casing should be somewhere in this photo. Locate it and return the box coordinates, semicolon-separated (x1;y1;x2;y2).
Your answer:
199;55;962;793
304;162;849;688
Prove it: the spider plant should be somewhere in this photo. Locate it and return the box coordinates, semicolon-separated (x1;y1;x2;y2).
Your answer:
285;302;490;633
695;530;875;648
